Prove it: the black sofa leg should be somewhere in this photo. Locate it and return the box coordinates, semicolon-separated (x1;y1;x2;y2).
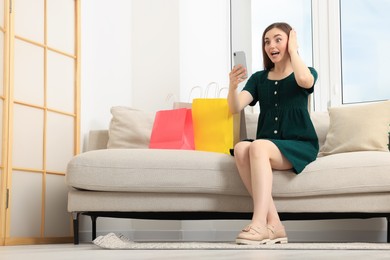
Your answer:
91;215;98;241
387;217;389;243
72;212;80;245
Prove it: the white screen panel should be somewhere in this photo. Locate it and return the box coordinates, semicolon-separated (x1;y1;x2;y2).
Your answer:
0;99;3;164
0;0;4;28
47;51;75;113
12;104;44;169
9;171;42;237
14;0;44;44
47;0;75;55
0;32;4;97
13;39;44;106
46;112;74;173
44;174;71;237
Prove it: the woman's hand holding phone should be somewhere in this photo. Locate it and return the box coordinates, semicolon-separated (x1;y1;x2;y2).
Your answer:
229;65;247;90
230;51;248;90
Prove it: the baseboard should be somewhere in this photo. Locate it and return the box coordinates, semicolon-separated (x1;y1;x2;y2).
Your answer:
79;229;387;243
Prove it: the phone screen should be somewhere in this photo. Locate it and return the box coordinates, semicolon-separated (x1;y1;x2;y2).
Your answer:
233;51;248;79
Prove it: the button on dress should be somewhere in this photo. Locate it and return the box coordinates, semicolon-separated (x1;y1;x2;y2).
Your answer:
242;67;319;174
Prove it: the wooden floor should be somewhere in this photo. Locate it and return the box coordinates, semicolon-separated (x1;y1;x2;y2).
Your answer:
0;243;389;260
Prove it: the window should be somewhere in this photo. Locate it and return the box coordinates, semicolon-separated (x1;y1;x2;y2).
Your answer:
340;0;390;104
250;0;313;73
231;0;313;76
232;0;390;110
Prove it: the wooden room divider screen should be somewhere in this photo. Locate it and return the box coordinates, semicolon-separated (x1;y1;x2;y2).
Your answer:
0;0;80;245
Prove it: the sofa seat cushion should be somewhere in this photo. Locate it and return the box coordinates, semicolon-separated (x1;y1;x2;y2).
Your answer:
273;151;390;197
66;149;390;198
66;149;247;195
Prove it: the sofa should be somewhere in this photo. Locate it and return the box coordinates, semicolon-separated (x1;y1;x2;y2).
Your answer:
66;101;390;244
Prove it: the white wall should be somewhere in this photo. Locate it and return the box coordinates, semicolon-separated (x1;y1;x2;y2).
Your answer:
80;0;387;243
131;0;180;111
231;0;252;77
79;0;134;236
80;0;132;150
81;0;231;138
179;0;231;101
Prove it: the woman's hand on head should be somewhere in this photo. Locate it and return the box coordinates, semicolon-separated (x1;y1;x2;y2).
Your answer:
288;29;299;55
229;65;247;90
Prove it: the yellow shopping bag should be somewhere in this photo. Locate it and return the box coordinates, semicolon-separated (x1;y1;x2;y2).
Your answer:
192;98;241;154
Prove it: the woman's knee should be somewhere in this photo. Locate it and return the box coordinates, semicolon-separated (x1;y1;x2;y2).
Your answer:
234;142;250;165
249;140;272;159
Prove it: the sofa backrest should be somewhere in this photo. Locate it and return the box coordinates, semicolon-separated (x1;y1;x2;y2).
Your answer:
244;111;330;149
87;111;330;152
310;111;330;148
87;130;109;151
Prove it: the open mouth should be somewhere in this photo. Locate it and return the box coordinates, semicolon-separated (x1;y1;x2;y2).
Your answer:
271;51;280;57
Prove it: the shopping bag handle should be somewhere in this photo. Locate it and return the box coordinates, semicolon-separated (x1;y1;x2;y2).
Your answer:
204;82;219;98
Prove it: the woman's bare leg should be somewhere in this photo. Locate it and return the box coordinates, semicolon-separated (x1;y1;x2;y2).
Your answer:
267;197;283;228
233;141;252;192
234;140;292;228
249;140;292;226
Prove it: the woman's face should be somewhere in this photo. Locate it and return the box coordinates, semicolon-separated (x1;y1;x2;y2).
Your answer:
264;28;289;64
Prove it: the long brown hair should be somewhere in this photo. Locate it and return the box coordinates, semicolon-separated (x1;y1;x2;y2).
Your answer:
262;22;292;71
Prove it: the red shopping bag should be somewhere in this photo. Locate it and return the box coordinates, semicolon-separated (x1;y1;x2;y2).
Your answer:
149;108;195;150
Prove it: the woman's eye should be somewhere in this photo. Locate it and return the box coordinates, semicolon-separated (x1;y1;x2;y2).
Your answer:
276;38;282;43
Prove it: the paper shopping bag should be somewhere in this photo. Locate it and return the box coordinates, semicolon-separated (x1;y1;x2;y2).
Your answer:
149;108;195;150
192;98;241;154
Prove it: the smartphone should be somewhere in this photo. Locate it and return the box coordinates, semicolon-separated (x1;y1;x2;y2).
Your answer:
233;51;248;79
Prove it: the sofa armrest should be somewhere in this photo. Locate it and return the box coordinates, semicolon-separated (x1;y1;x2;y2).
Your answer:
87;130;109;151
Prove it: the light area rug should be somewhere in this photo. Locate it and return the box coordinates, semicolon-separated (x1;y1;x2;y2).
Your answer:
93;233;390;250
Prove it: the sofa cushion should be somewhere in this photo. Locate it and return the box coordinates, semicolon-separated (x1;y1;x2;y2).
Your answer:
273;151;390;197
66;149;390;198
319;100;390;156
107;106;154;149
245;112;258;140
310;111;329;149
67;149;247;195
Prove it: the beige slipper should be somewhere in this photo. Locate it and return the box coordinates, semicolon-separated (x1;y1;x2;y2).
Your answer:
236;225;270;245
267;224;288;244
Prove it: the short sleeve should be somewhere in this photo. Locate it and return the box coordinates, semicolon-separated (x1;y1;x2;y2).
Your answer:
305;67;318;94
242;71;265;106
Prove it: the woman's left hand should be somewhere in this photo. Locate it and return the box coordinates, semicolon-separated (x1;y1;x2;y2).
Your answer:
288;29;299;55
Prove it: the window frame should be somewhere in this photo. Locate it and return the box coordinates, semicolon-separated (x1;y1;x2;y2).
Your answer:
312;0;342;111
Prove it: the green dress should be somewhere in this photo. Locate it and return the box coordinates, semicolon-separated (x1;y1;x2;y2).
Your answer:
242;67;319;174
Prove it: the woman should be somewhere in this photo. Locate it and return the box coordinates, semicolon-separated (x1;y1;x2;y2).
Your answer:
228;22;319;245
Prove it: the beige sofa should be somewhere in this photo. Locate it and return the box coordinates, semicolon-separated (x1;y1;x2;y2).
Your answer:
66;103;390;244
